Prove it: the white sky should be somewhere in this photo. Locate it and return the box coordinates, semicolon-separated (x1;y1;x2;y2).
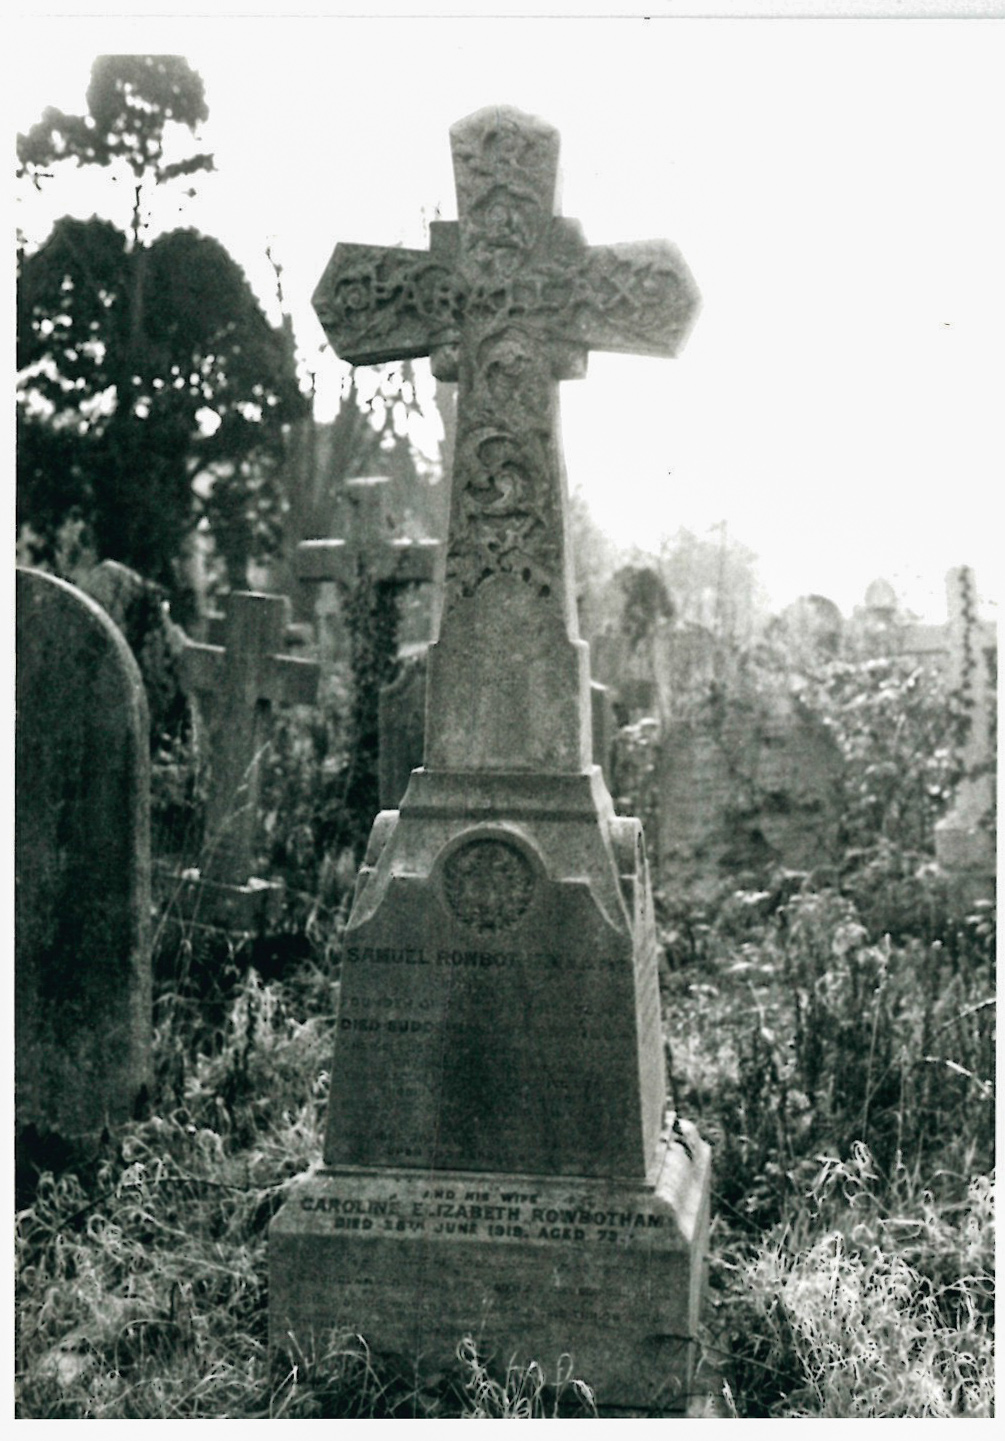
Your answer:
11;9;1005;622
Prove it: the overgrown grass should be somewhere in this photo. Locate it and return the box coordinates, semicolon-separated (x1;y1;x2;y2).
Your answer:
714;1148;994;1417
662;872;995;1416
14;922;602;1418
15;719;995;1416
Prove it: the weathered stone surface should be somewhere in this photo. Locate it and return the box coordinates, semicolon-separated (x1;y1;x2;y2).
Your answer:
656;696;843;890
15;568;152;1146
314;108;698;776
271;106;707;1412
79;559;192;751
380;669;617;814
271;1121;710;1414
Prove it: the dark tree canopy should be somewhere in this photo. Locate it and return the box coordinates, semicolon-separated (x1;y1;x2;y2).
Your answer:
18;54;213;195
17;57;307;615
616;564;675;653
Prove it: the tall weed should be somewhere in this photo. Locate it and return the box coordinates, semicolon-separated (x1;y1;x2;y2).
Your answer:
716;1146;994;1417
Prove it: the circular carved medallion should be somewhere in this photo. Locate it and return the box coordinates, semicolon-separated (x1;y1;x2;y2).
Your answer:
442;838;535;934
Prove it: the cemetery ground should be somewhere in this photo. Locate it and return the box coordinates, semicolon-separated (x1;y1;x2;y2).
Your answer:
14;652;995;1419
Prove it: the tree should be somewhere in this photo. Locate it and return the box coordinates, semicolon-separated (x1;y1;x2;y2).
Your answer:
17;56;307;617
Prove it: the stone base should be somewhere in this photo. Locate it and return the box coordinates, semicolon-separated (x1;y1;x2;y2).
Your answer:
269;1117;710;1416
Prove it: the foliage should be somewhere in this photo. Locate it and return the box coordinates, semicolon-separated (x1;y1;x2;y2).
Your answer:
665;878;995;1228
258;699;352;935
796;654;965;853
614;563;674;653
17;56;307;617
15;496;997;1417
14;939;597;1419
457;1338;597;1418
18;55;213;200
715;1148;994;1417
15;955;331;1419
612;717;664;866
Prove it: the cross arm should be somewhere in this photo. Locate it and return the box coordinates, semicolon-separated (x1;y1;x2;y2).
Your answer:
178;639;224;697
570;239;702;359
261;653;321;708
312;241;457;366
298;537;441;587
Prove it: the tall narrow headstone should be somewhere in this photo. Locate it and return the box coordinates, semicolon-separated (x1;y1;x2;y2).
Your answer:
934;567;996;901
16;568;152;1150
178;591;319;928
271;107;710;1414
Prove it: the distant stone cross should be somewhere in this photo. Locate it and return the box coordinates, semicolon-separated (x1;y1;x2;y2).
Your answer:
313;107;700;773
180;592;319;885
298;475;440;591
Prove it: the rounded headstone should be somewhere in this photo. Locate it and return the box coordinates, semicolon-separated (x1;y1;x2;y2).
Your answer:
864;577;898;613
16;568;152;1148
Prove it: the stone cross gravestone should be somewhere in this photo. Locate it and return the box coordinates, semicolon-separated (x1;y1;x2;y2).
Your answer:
16;568;152;1152
933;567;996;899
178;591;319;928
298;474;441;597
270;107;710;1414
300;474;442;816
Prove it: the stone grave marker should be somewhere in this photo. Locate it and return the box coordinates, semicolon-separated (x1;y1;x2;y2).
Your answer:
933;567;996;900
270;105;710;1415
297;474;441;654
300;475;442;814
78;559;191;744
15;568;152;1152
177;591;319;929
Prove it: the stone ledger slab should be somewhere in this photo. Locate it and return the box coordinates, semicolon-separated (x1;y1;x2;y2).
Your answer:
270;1120;710;1414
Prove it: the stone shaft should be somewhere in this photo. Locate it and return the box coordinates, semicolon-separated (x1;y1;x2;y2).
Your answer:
180;592;318;883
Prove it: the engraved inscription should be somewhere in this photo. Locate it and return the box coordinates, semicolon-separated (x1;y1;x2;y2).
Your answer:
441;839;535;933
297;1180;669;1247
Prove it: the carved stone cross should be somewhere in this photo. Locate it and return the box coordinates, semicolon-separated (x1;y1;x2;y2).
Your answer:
272;110;711;1408
297;475;440;590
180;592;319;886
313;106;700;773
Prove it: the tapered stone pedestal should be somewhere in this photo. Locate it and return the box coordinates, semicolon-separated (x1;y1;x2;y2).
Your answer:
270;766;711;1411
